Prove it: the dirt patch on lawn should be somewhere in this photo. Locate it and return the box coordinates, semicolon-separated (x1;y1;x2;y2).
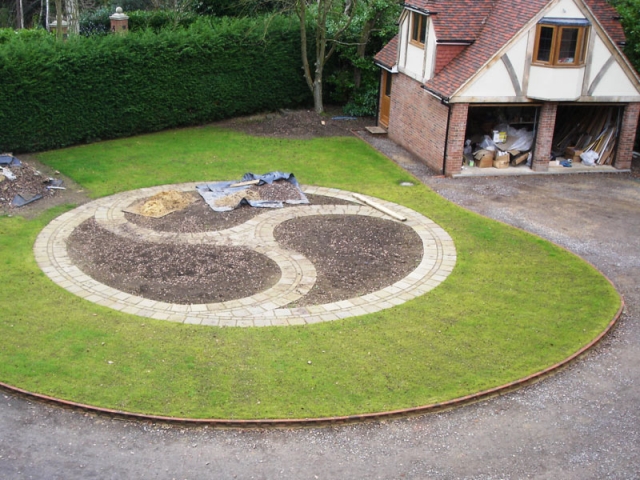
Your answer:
214;107;374;140
0;155;91;219
67;217;282;305
275;215;423;306
67;193;423;306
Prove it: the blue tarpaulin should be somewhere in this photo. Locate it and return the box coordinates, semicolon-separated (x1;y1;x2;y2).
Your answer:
0;155;22;167
196;172;309;212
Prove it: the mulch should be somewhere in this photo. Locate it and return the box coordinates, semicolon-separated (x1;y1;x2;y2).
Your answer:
67;193;424;306
67;217;282;305
125;192;353;234
0;162;63;211
274;214;423;306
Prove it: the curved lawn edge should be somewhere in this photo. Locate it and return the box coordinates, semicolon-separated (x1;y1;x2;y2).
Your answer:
1;213;625;426
3;132;622;421
0;294;624;427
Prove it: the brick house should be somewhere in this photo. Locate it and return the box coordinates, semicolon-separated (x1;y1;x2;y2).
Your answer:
374;0;640;176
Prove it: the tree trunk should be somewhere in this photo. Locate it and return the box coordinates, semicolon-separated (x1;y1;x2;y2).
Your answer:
54;0;62;40
354;12;381;88
67;0;79;34
296;0;359;114
16;0;25;29
313;75;324;114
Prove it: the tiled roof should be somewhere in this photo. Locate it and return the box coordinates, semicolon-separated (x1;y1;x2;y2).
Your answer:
422;0;628;98
383;0;630;99
405;0;495;42
373;34;399;70
584;0;626;45
424;0;548;98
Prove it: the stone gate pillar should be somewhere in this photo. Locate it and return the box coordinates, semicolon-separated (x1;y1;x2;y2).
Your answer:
110;7;129;34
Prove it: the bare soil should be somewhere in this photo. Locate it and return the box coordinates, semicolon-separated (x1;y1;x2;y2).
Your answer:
0;156;89;219
67;217;282;305
275;215;423;306
68;192;423;305
125;192;353;234
214;107;374;140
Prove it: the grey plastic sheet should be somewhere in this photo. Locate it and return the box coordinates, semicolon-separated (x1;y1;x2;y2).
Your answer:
0;155;22;167
196;172;309;212
11;193;43;207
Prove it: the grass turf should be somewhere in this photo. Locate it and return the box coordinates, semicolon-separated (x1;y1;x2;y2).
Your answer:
0;126;621;419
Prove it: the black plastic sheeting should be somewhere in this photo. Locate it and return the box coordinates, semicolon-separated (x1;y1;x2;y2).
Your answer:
196;172;309;212
11;193;43;207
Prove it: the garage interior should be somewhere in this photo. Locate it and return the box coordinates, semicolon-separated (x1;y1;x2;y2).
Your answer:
463;105;540;171
551;104;623;166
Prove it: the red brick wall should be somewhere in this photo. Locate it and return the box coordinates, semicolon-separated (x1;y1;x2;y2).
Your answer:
615;103;640;170
444;103;469;176
532;102;557;172
435;45;466;75
388;74;449;173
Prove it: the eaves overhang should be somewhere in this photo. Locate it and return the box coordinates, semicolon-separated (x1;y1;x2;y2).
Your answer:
403;3;437;15
436;39;474;45
374;61;398;73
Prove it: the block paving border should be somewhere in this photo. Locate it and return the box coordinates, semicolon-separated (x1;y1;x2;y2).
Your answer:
34;184;456;326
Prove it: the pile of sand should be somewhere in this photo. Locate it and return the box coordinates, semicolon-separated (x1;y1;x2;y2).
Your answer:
137;191;194;217
214;189;261;208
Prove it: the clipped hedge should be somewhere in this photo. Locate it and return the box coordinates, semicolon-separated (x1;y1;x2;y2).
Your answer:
0;16;311;153
79;7;200;36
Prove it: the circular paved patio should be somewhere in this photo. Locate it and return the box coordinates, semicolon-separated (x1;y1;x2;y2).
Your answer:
34;184;456;326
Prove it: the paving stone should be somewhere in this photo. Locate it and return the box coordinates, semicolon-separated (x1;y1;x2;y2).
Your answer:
34;184;456;327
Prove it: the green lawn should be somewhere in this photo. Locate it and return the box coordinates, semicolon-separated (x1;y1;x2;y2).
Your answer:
0;126;620;419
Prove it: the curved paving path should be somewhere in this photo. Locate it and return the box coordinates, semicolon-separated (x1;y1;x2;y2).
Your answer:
1;171;639;479
34;184;456;326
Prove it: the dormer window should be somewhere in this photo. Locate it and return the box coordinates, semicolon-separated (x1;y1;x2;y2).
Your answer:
410;12;427;46
534;18;589;66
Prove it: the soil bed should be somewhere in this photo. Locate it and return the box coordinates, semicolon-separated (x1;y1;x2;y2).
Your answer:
67;218;282;304
275;215;423;305
0;156;90;218
68;195;424;305
214;107;374;140
125;193;354;234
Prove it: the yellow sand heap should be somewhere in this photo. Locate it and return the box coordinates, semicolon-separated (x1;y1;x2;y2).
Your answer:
140;191;193;217
214;188;261;208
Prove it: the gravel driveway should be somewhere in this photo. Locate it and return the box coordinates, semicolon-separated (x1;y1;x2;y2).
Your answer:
1;144;639;479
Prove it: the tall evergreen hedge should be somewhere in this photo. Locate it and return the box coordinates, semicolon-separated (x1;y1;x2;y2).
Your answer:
0;16;311;153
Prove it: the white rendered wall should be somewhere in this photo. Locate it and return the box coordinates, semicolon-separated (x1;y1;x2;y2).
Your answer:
506;33;529;88
457;59;516;98
528;65;584;100
545;0;585;19
397;13;422;82
591;61;640;97
397;13;435;82
588;35;611;86
424;17;436;81
405;43;426;82
398;16;408;72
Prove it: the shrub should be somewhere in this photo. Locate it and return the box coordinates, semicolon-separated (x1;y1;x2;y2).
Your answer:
80;7;198;36
0;16;311;152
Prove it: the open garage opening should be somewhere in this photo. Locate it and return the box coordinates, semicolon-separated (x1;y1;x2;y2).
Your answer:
463;105;540;172
551;104;623;166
